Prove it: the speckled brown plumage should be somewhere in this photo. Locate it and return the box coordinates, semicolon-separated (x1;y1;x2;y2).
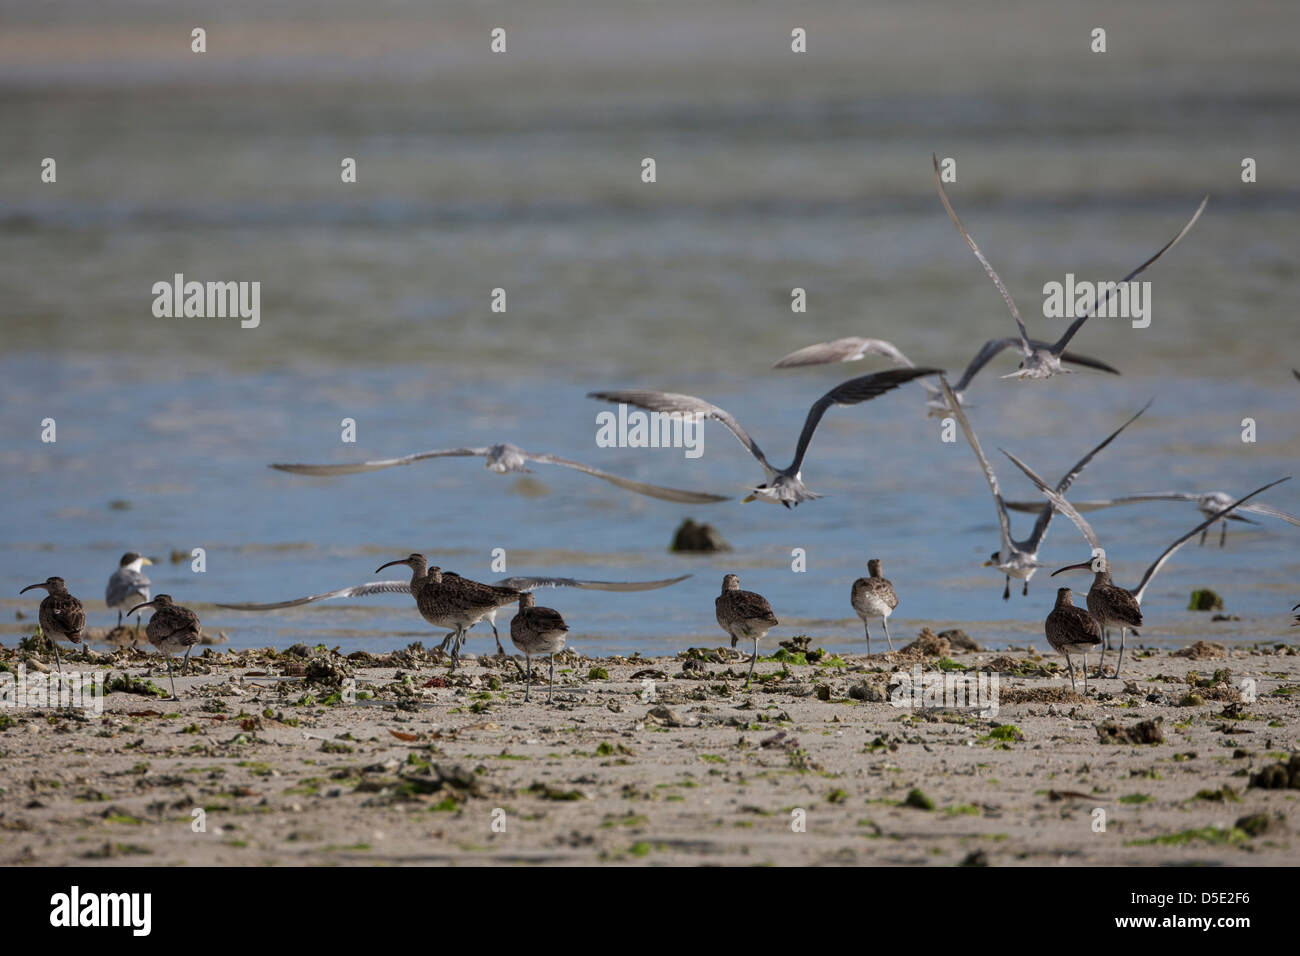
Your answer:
1085;569;1143;678
1045;587;1102;694
851;558;898;654
510;592;569;702
375;554;521;667
19;576;85;675
127;594;201;699
715;574;778;681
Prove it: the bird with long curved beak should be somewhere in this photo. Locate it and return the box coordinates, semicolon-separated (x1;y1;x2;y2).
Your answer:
19;577;86;677
125;594;201;700
374;554;521;669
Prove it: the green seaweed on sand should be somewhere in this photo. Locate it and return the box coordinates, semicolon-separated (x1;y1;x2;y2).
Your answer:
903;788;934;811
1126;826;1248;847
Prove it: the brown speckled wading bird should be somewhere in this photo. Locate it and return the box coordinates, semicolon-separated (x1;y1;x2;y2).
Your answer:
1045;588;1102;694
510;593;569;703
373;554;521;669
18;577;85;676
1004;453;1290;679
851;558;898;654
126;594;201;700
715;574;778;682
1051;560;1141;678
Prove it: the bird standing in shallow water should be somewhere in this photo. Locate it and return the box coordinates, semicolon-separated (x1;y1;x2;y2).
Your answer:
509;593;569;703
1044;588;1102;694
126;594;201;700
106;552;152;632
18;577;85;676
851;559;898;655
715;574;779;683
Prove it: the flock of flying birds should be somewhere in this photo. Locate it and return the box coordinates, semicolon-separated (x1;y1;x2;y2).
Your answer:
18;157;1299;702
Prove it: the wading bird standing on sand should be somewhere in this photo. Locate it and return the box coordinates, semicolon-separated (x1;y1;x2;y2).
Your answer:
217;569;689;658
18;577;85;677
1045;587;1102;694
940;375;1148;599
106;552;152;631
1004;453;1290;678
851;559;898;654
510;593;569;703
125;594;201;700
715;574;779;683
589;367;942;508
370;554;521;668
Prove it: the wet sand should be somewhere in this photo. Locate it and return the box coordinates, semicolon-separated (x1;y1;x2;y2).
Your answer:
0;633;1296;866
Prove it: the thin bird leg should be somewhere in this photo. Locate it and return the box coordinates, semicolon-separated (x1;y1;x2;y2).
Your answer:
1065;652;1076;692
1116;627;1127;678
1022;580;1029;597
1219;520;1227;548
117;609;123;627
52;639;63;677
548;654;556;704
448;626;463;671
491;621;504;656
882;617;894;651
524;656;532;702
863;621;871;657
1082;653;1089;695
748;637;759;684
1002;576;1010;601
1096;628;1108;678
1198;527;1208;547
438;632;453;653
182;644;193;676
166;656;178;700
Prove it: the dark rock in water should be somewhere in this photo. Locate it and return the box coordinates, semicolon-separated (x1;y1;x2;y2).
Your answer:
1188;588;1224;611
939;628;980;651
670;518;731;552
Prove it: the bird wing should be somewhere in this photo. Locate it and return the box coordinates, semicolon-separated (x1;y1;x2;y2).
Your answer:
788;367;943;474
947;338;1121;394
932;154;1033;355
494;574;691;592
1003;492;1201;514
1132;476;1291;604
1001;449;1103;553
772;337;917;369
586;389;776;475
1023;400;1151;549
50;596;87;637
1049;197;1207;355
1236;501;1300;526
940;374;1013;556
216;580;413;610
269;448;489;477
524;453;730;503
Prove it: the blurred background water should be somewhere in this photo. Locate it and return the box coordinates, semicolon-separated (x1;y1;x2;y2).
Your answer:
2;0;1297;655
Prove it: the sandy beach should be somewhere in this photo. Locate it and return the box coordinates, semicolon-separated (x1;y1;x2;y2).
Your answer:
2;631;1296;866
